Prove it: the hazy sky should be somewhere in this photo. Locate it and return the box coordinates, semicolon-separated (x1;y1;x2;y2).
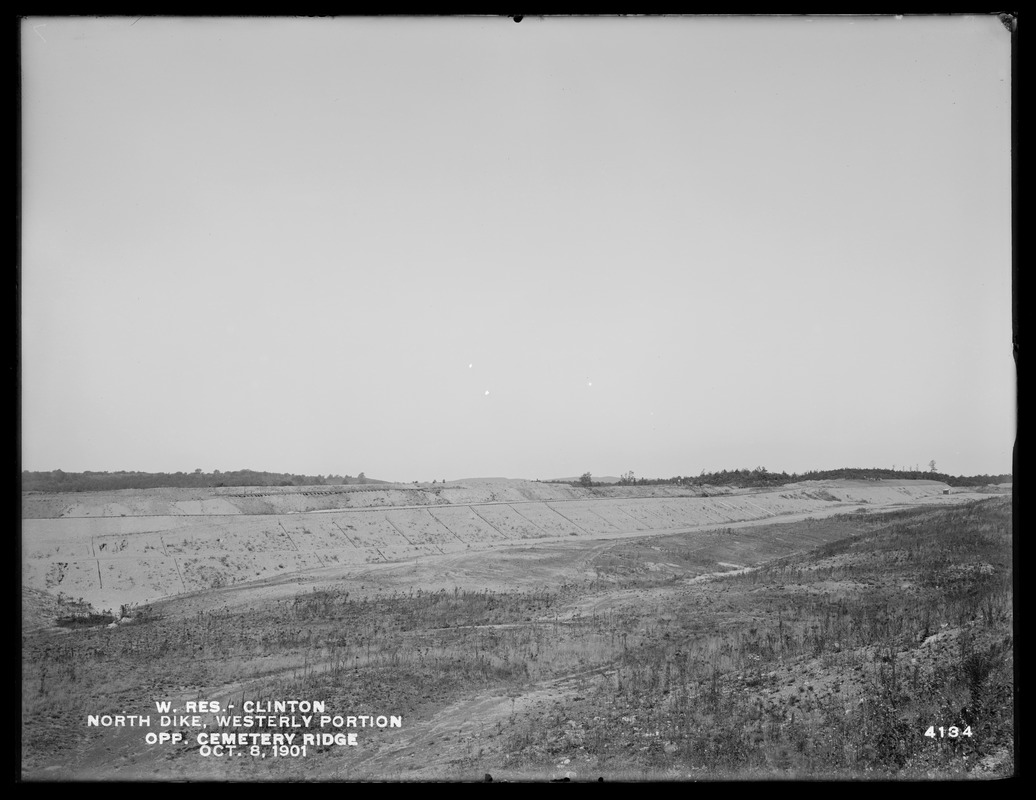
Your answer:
21;16;1014;482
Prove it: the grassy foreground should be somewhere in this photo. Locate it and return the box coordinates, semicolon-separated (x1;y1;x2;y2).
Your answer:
22;497;1013;781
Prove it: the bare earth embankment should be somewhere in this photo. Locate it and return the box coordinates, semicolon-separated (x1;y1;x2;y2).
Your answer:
23;478;984;613
21;480;1012;781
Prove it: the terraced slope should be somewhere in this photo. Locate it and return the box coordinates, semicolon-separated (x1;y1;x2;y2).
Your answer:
22;480;999;612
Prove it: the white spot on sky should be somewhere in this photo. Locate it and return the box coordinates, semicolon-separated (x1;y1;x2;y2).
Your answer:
469;363;473;369
484;390;490;396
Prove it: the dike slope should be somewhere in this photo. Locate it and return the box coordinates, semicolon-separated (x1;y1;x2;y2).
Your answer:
22;479;1003;613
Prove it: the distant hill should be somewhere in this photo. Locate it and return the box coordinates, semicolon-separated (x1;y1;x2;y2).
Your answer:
20;469;390;492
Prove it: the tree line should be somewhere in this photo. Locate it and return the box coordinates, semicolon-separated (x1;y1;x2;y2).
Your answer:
21;469;386;492
570;466;1011;489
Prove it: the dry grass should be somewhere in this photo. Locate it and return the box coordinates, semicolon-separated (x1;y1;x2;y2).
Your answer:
22;498;1012;781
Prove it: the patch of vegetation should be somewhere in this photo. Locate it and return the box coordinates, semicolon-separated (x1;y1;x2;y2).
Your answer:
54;612;118;629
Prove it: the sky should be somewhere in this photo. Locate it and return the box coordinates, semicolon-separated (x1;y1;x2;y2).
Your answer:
20;15;1015;482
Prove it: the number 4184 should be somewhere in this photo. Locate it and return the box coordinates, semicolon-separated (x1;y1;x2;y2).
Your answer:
925;726;973;738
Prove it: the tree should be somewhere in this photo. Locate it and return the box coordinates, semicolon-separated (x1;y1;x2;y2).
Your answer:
929;460;937;473
619;470;635;486
579;472;593;489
